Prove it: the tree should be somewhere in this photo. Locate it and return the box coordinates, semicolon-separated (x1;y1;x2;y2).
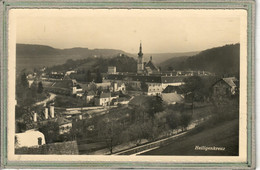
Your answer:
168;66;173;71
38;121;60;144
151;95;164;116
180;112;193;131
85;70;92;82
95;69;102;83
37;81;44;93
183;76;205;114
140;80;148;92
21;73;29;88
97;117;122;154
166;110;181;131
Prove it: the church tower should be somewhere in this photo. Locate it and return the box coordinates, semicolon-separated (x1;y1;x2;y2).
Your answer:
137;43;144;74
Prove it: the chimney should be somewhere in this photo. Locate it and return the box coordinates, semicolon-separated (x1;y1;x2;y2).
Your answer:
33;112;37;122
50;105;55;118
79;114;83;120
44;107;48;119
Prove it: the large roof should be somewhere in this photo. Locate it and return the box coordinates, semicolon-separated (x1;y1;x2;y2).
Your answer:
55;117;71;126
144;60;159;72
100;92;111;98
52;80;74;89
222;77;238;87
87;90;96;96
162;85;185;94
162;93;184;104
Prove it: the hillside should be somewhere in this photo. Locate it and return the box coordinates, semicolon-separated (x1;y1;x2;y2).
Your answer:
46;54;137;73
16;44;197;73
159;44;240;75
16;44;127;73
143;51;199;64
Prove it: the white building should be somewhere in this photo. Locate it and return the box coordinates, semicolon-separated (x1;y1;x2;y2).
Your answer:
111;82;126;92
94;92;119;106
15;130;46;148
108;66;117;74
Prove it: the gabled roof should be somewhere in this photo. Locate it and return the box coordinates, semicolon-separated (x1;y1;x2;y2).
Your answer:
55;117;71;126
145;60;159;71
162;93;184;104
100;92;111;98
222;77;238;87
87;90;96;96
52;80;73;89
162;85;185;94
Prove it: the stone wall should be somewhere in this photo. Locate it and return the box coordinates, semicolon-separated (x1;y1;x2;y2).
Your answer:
15;141;79;155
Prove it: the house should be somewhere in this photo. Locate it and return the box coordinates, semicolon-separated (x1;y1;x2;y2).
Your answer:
86;90;95;104
162;85;185;96
15;130;46;148
212;77;239;101
72;84;83;97
111;82;126;92
55;117;72;134
49;72;64;80
96;82;111;90
94;92;119;106
146;82;163;96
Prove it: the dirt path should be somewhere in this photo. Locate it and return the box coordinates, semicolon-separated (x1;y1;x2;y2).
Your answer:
33;93;56;106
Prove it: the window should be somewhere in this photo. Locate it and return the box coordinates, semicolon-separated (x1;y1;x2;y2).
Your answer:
38;137;42;145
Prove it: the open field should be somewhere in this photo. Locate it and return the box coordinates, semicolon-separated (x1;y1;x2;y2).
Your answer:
141;118;239;156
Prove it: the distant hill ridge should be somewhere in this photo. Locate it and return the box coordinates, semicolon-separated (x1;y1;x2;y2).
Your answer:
16;44;198;73
159;43;240;75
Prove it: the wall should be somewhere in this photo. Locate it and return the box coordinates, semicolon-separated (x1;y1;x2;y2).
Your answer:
15;141;79;155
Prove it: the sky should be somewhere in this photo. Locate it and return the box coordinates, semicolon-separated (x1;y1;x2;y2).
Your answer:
13;9;244;53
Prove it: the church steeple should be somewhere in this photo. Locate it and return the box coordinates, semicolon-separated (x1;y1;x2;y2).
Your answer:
137;42;144;74
138;42;143;57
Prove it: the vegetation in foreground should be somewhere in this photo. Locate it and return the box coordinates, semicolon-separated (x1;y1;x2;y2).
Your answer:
141;99;239;156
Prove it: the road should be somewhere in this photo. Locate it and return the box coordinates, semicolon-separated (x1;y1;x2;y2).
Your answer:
33;93;56;106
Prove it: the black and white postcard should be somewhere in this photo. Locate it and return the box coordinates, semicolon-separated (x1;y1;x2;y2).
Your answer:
1;1;255;169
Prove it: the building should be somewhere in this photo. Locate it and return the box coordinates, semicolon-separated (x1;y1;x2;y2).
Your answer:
145;82;163;96
137;43;144;74
212;77;239;101
104;74;185;95
86;90;95;104
94;92;119;106
111;81;126;92
15;130;46;148
161;93;184;105
144;56;160;74
137;43;160;75
55;117;72;135
108;66;117;74
162;85;185;95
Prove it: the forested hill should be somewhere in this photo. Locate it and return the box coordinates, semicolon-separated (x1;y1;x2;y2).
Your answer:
16;44;197;73
16;44;130;73
46;54;137;73
159;44;240;75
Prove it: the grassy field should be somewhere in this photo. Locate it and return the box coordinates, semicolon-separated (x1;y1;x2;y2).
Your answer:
141;119;239;156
